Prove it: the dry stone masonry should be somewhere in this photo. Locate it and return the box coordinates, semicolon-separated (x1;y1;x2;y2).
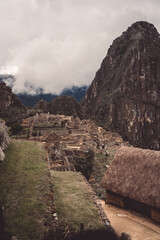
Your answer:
21;113;124;171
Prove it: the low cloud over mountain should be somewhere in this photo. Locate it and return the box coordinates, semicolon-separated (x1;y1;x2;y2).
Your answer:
0;0;160;94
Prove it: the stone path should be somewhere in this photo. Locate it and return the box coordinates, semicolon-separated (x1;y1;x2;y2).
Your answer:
100;200;160;240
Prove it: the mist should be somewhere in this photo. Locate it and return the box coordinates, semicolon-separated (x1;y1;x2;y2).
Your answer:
0;0;160;94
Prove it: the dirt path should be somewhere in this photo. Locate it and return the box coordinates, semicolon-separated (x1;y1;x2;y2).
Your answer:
100;200;160;240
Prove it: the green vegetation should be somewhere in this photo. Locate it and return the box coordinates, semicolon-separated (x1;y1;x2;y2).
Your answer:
12;127;30;139
74;150;94;180
10;122;23;135
47;95;85;119
51;171;104;232
90;153;113;199
0;140;52;240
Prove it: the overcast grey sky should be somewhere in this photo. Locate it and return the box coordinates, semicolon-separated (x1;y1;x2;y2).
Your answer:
0;0;160;94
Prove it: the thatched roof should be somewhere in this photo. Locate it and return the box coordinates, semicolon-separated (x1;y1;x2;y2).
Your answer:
101;146;160;208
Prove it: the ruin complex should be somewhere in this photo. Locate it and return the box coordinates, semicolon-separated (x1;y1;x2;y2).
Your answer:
21;113;123;171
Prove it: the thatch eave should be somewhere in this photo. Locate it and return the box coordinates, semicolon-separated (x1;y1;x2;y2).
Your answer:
101;146;160;209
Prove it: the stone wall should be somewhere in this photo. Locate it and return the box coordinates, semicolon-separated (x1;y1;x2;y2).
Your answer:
23;113;124;154
0;119;9;161
79;173;111;229
106;191;124;208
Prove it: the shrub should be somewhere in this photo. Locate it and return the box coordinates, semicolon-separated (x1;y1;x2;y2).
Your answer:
74;150;94;180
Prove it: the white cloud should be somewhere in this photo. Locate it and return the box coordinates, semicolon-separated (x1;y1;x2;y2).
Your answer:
0;0;160;94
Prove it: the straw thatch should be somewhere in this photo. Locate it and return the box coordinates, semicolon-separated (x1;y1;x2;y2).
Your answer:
101;146;160;208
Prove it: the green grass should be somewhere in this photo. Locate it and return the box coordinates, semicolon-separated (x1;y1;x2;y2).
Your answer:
0;139;52;240
90;153;112;199
51;171;104;232
90;147;121;200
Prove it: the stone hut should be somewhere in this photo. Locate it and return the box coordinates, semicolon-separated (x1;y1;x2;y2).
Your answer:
101;146;160;222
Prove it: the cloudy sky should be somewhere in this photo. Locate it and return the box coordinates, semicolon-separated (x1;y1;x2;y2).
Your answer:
0;0;160;94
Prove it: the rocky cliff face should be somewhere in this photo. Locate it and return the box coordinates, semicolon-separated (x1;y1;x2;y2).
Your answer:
0;119;9;161
84;21;160;150
0;82;26;126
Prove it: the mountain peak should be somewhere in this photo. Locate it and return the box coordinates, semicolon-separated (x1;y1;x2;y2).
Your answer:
130;21;156;31
84;21;160;150
113;21;159;46
126;21;159;40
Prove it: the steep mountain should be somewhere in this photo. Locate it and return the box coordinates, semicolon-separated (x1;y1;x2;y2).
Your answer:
84;21;160;150
0;82;26;126
34;99;48;112
47;95;85;119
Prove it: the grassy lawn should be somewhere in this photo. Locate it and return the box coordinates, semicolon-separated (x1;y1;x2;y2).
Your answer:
51;171;104;232
0;139;52;240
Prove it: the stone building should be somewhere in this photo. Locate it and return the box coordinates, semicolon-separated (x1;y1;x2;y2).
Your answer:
101;146;160;222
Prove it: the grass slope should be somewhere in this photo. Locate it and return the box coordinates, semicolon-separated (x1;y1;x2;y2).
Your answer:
90;146;121;199
90;153;111;199
0;139;52;240
51;171;104;232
